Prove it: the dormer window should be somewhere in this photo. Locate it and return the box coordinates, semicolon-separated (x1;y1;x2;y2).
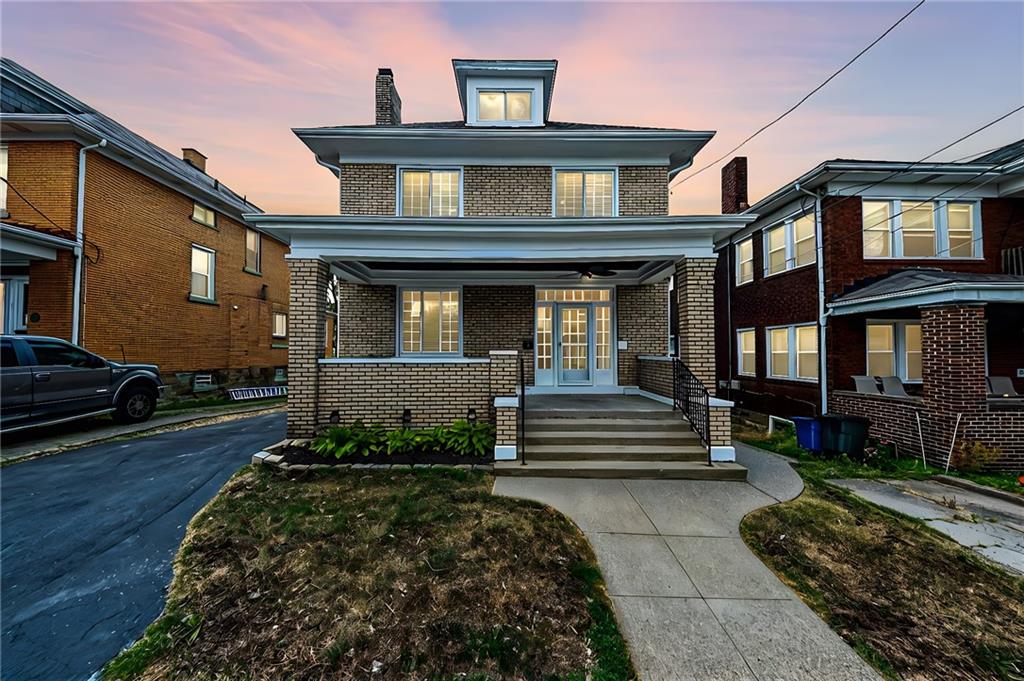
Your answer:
478;90;532;122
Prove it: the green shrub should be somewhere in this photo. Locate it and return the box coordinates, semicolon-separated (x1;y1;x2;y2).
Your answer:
439;419;496;458
950;440;1001;473
310;420;495;459
386;428;426;456
310;421;386;459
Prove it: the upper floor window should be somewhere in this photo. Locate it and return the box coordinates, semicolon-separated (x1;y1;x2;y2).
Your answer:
861;199;982;259
554;169;615;217
866;321;922;381
478;90;532;122
192;202;216;228
400;168;460;217
764;212;815;277
400;288;460;354
0;144;8;213
466;76;543;126
245;228;261;274
767;324;818;381
190;245;216;302
735;238;754;285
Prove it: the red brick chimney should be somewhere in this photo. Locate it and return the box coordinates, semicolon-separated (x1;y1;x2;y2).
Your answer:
181;148;207;173
375;68;402;126
721;157;749;214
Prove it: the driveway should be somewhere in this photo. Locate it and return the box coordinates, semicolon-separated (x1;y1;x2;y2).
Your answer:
494;444;880;681
1;411;286;681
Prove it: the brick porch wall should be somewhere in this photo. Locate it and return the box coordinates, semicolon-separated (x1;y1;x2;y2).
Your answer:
617;282;669;386
463;285;535;384
287;258;329;437
676;257;717;387
337;283;395;356
637;356;673;398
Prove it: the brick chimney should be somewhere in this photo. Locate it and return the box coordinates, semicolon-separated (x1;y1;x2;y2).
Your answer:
375;68;402;126
182;148;207;173
721;156;749;214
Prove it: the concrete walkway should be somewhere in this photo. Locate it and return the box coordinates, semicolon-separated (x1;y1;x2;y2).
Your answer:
494;443;879;681
834;477;1024;575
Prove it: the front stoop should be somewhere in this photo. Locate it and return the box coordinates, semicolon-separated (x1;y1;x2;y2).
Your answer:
497;406;747;481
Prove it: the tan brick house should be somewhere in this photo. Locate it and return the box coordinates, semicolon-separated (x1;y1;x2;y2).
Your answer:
250;60;755;476
0;58;290;392
714;146;1024;471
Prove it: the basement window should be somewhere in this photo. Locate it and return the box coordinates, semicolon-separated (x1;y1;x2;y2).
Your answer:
192;202;216;228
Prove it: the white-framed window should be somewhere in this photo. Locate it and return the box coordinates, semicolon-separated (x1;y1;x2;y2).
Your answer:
191;202;216;228
737;328;756;376
763;212;816;277
553;169;616;217
861;198;982;259
766;324;818;381
399;168;461;217
866;321;922;381
466;76;543;126
244;228;261;273
272;311;287;338
400;288;461;354
189;245;215;301
478;90;532;122
736;237;754;285
0;144;8;213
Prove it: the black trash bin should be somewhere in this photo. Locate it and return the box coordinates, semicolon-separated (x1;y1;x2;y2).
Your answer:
836;415;871;461
817;414;843;456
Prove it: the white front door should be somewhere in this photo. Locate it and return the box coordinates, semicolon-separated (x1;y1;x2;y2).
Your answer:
558;304;591;384
534;288;615;388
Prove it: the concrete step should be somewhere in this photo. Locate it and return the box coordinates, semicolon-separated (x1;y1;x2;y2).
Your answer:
494;459;747;480
526;430;701;446
524;444;708;462
527;409;678;421
526;417;692;432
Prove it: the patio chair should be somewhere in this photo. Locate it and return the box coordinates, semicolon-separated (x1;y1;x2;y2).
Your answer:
987;376;1021;398
880;376;911;398
852;376;881;394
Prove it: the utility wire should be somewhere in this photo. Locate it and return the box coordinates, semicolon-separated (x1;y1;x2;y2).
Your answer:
671;0;927;190
1;176;103;264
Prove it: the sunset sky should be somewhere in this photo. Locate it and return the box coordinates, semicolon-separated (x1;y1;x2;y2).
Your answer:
4;1;1022;215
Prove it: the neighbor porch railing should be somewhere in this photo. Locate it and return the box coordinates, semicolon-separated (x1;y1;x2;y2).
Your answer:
517;351;527;466
672;358;711;465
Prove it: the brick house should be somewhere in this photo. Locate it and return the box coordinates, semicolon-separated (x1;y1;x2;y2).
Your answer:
713;147;1024;470
0;58;290;392
248;60;755;476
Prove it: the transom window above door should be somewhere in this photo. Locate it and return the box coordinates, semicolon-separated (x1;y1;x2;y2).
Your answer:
554;170;616;217
399;169;461;217
400;288;460;354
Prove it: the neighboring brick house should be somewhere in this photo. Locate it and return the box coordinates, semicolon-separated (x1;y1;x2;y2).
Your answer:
713;146;1024;470
249;60;755;473
0;58;290;392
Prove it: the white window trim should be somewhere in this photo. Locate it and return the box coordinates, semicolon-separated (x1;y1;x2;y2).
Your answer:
736;327;756;377
0;144;8;215
272;311;288;338
189;244;216;302
551;167;619;218
396;285;464;356
765;323;818;383
465;76;543;127
396;166;464;218
244;228;261;274
865;319;922;383
762;211;816;278
735;237;754;286
191;202;217;229
861;198;983;260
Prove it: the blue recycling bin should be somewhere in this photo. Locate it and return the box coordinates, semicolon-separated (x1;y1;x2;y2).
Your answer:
792;416;822;452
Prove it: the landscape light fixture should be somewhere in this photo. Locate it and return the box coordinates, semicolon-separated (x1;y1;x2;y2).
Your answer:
467;408;477;424
402;408;412;428
328;410;340;424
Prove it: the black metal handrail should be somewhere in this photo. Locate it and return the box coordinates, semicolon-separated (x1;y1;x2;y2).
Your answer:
672;358;711;465
517;351;527;466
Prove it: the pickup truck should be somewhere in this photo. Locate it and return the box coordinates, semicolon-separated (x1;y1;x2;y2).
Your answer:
0;335;164;433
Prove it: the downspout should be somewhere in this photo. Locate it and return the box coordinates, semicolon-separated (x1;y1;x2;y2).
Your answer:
796;182;827;415
72;138;107;346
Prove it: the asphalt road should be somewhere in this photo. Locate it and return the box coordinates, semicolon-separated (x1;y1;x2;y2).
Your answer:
1;411;286;681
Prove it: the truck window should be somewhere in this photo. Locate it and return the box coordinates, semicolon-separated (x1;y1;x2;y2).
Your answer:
0;340;18;367
26;340;92;368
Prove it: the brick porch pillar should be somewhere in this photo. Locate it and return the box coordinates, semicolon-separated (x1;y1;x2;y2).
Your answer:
287;258;329;437
675;257;717;387
920;304;987;464
489;350;519;461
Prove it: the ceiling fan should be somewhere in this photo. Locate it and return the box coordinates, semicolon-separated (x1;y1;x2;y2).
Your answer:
560;264;619;280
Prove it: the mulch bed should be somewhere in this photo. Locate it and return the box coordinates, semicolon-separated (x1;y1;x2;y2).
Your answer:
279;444;486;467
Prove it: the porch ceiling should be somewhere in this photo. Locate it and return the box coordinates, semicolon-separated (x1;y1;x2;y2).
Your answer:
1;223;76;263
331;258;673;285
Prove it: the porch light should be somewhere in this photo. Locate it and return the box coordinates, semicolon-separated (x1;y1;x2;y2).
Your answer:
467;408;477;424
402;408;412;428
328;410;340;424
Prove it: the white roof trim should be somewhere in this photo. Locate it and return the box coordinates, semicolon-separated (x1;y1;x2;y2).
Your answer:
828;282;1024;316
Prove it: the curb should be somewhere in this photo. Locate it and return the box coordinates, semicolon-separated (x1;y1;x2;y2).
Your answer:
933;474;1024;508
252;441;494;473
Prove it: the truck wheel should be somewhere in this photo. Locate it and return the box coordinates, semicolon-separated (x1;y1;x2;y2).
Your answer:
115;385;157;424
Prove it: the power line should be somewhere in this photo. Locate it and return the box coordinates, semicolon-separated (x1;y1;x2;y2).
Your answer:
1;177;103;264
671;0;927;190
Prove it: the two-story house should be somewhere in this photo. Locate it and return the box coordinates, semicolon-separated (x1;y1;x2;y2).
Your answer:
714;148;1024;471
0;58;290;393
249;60;756;476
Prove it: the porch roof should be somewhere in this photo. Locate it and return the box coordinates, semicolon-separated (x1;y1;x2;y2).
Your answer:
245;214;756;285
829;269;1024;316
1;222;77;263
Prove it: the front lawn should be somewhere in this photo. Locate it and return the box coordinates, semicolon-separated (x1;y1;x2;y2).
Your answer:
104;466;634;681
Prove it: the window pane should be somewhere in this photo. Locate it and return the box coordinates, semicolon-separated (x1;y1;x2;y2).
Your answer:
536;305;552;370
192;203;215;227
402;290;421;352
862;201;890;257
867;324;893;351
584;171;614;217
245;229;260;271
794;215;816;267
596;305;611;370
736;239;753;284
401;170;430;217
273;313;287;337
769;328;789;376
506;91;531;120
431;171;459;217
478;91;504;121
868;352;894;377
901;201;936;257
535;288;611;302
555;171;584;217
0;339;17;368
191;247;212;298
904;324;922;380
441;290;459;352
867;324;894;376
27;340;90;367
796;326;816;351
796;326;818;379
767;226;786;274
738;330;755;375
947;203;975;257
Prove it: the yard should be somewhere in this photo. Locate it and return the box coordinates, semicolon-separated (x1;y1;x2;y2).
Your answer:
104;466;634;681
738;426;1024;680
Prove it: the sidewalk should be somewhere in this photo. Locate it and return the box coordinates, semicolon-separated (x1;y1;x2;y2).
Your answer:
0;402;285;465
493;444;879;681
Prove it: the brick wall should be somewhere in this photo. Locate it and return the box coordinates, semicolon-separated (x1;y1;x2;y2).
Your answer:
287;259;328;436
617;282;669;385
829;391;925;459
339;164;396;215
709;406;731;447
463;285;534;383
619;166;668;215
676;257;717;387
489;350;519;449
337;283;395;356
637;356;673;398
7;141;289;378
463;166;550;216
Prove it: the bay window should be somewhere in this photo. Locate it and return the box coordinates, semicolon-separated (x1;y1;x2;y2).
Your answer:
861;199;982;259
736;238;754;285
763;212;816;277
400;168;460;217
400;288;460;354
866;321;922;381
554;169;615;217
767;324;818;381
737;329;756;376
